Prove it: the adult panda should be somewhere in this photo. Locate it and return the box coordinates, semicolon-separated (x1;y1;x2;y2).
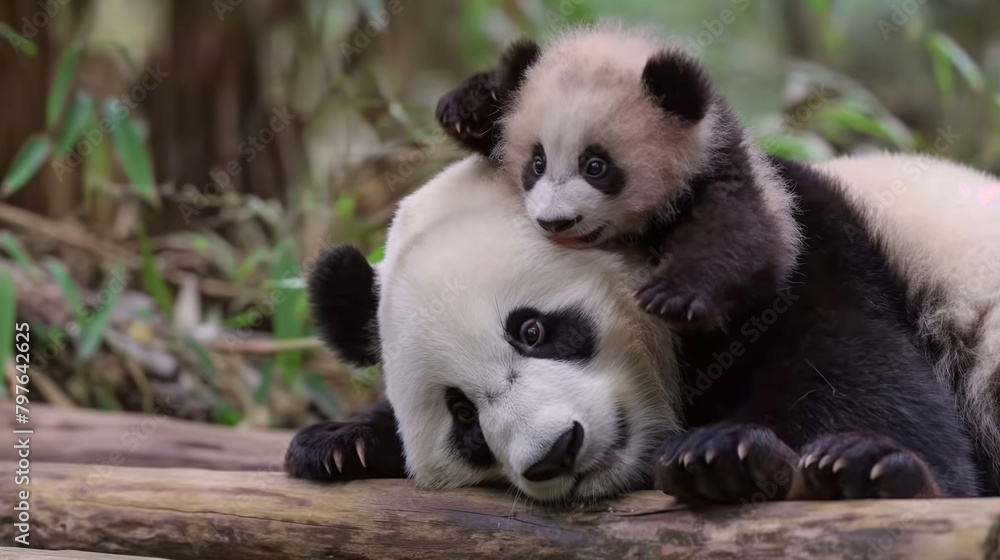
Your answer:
286;152;1000;504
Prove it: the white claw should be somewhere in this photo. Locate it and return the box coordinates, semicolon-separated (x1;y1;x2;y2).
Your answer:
333;449;344;473
804;454;818;468
705;449;717;465
455;124;462;134
819;455;834;469
681;452;694;467
687;309;694;321
490;91;497;101
324;460;332;475
870;462;886;481
356;439;367;469
833;458;848;473
737;442;749;461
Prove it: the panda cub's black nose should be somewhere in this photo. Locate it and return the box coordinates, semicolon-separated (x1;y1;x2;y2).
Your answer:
537;216;581;233
523;422;584;482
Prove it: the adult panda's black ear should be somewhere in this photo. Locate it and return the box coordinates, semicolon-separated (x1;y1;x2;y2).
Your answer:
642;51;713;124
307;245;380;368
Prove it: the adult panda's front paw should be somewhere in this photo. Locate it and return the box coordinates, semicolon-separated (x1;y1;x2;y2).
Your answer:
791;432;942;499
636;269;728;332
653;424;798;504
285;404;405;481
435;71;503;158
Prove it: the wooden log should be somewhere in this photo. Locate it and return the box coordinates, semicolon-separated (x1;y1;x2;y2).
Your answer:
1;550;168;560
0;405;292;471
4;463;1000;560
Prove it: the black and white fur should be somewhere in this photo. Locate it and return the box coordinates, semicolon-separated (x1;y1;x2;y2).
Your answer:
287;152;1000;504
436;26;800;332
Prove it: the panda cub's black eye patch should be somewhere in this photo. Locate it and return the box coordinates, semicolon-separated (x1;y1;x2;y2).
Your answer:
504;306;596;363
578;145;625;197
522;143;546;192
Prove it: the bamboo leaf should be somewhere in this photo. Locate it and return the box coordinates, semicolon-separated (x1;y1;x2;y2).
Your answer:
47;42;84;129
45;259;84;318
0;22;37;56
0;231;40;278
927;32;985;94
0;268;15;397
254;360;275;404
56;92;94;156
304;371;342;419
271;240;305;384
136;223;174;320
76;274;121;360
103;99;158;207
183;335;217;385
367;243;385;265
1;135;52;197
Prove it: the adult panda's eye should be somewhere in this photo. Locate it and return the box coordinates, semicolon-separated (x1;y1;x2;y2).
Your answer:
532;154;546;176
519;319;545;347
584;157;607;178
452;401;477;425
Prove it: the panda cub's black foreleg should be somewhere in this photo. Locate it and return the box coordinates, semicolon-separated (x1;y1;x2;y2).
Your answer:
436;39;541;159
285;399;406;481
636;157;789;333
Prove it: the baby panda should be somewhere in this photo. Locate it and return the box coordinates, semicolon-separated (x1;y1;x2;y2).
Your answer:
436;25;800;332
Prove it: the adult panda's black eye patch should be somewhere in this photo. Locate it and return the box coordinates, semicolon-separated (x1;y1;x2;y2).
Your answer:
504;306;597;363
444;387;496;468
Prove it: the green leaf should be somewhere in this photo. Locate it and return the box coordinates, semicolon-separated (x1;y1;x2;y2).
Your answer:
213;401;242;426
0;22;38;56
76;273;121;360
366;243;386;265
927;33;985;95
56;92;94;156
805;0;831;14
183;335;217;385
254;360;275;404
0;231;40;277
0;268;15;397
47;42;84;129
304;371;342;419
103;99;158;207
2;135;52;197
271;240;305;384
136;223;174;320
45;259;84;318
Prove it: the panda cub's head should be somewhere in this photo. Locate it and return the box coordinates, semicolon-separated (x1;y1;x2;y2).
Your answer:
499;26;720;245
310;158;682;503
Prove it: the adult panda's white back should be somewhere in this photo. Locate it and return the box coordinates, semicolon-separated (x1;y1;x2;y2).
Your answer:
818;153;1000;463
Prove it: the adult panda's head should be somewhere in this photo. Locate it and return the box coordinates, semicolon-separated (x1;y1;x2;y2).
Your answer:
308;157;681;503
496;25;721;246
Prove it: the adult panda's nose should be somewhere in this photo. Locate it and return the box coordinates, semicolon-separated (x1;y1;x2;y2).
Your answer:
537;216;581;233
522;422;584;482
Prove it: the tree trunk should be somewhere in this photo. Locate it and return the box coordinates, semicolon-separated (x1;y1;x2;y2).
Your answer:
5;462;1000;560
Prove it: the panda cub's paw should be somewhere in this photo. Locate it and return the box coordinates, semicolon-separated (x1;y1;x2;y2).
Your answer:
436;71;504;158
285;414;405;481
652;424;798;504
791;432;942;499
636;264;729;332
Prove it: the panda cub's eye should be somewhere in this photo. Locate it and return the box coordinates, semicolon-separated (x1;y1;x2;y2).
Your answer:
519;319;545;347
584;157;607;178
532;154;546;176
452;401;476;424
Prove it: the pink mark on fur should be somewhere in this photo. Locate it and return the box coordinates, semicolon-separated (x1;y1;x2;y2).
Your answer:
978;186;999;207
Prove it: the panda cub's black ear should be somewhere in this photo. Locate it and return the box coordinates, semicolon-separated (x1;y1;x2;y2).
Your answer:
307;245;380;368
642;51;714;124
